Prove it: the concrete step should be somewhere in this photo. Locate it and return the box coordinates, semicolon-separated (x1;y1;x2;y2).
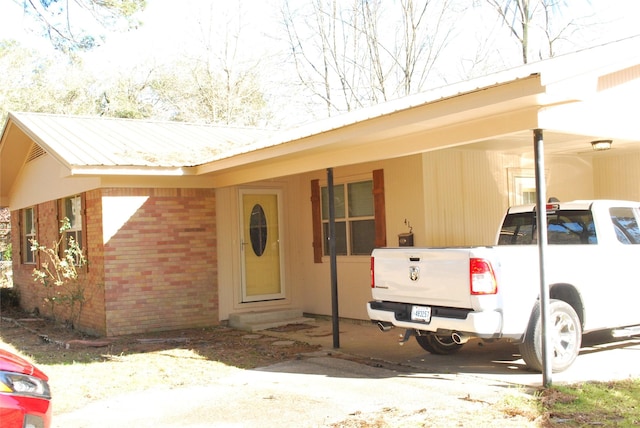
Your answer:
228;308;315;332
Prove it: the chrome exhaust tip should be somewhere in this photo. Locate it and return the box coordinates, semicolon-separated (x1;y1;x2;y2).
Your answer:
451;332;469;344
377;322;393;332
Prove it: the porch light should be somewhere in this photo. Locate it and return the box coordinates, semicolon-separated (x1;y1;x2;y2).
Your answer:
591;139;612;151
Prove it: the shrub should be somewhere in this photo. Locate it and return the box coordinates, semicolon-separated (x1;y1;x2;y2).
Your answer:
0;287;20;310
31;218;88;328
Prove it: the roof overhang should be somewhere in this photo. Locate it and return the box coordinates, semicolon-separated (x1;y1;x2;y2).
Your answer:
195;38;640;186
196;76;548;186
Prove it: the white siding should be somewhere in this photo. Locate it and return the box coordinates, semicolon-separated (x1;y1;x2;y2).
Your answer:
422;150;508;246
593;153;640;200
217;149;606;322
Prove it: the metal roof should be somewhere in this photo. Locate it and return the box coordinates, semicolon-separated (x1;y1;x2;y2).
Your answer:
6;113;275;168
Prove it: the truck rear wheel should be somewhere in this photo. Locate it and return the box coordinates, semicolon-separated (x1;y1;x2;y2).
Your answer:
519;299;582;372
415;332;463;355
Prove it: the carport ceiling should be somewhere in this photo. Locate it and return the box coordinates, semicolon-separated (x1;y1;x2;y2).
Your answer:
465;131;638;156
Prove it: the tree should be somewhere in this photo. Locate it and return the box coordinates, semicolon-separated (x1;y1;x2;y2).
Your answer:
0;39;105;123
96;65;157;119
150;61;270;126
281;0;458;118
485;0;587;64
147;1;273;126
0;34;272;126
15;0;146;51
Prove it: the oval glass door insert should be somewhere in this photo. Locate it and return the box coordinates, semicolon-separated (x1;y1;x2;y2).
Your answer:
249;204;268;256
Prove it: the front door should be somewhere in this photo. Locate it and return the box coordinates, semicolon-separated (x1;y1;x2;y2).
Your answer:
240;189;284;302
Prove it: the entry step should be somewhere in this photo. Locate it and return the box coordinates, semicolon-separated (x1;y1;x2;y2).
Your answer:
228;308;314;332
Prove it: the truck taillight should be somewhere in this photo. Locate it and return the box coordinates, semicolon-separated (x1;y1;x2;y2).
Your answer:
370;257;375;288
470;258;497;295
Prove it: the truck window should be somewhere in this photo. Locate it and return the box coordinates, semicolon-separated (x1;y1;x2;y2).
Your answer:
499;212;536;245
499;210;597;245
610;207;640;244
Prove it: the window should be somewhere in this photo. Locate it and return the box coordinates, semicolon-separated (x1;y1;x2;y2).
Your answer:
311;170;385;262
61;195;83;260
22;207;36;264
507;168;547;206
546;212;597;244
610;207;640;244
321;180;375;256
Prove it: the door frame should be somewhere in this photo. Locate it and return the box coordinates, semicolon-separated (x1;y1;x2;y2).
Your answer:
238;188;286;302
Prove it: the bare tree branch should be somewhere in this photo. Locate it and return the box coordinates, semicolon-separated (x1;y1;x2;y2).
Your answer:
14;0;145;51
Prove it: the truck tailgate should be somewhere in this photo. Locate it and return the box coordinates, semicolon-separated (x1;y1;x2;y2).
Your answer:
371;248;479;308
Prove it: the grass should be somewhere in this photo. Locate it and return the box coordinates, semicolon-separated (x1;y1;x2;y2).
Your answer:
496;378;640;427
540;379;640;426
43;349;242;414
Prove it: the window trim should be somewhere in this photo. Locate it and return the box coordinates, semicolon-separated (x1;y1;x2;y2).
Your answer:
58;194;87;265
21;206;37;265
311;169;385;263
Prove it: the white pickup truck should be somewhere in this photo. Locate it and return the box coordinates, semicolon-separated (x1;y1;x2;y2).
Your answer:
367;200;640;372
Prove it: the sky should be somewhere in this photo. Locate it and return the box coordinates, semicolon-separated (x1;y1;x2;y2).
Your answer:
83;0;283;68
2;0;640;125
0;0;285;68
4;0;640;67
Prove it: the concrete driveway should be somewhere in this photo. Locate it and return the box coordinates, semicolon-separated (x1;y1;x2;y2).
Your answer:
284;319;640;387
52;319;640;428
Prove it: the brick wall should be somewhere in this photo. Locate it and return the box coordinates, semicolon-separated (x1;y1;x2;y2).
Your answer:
11;187;218;337
11;201;59;317
81;189;106;334
11;197;107;335
103;188;218;336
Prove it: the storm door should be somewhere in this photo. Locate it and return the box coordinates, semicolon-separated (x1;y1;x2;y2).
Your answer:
239;189;285;302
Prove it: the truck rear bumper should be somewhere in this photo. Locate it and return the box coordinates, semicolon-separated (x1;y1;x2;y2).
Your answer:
367;301;502;339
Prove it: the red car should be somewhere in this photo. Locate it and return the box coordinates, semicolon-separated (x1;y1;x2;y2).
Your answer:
0;348;52;428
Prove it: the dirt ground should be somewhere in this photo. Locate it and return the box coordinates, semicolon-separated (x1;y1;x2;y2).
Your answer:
0;306;542;427
0;307;321;369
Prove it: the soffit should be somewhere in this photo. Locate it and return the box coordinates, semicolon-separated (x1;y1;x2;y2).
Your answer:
0;123;33;206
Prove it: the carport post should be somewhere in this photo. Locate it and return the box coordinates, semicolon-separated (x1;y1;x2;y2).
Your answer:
533;129;552;386
327;168;340;348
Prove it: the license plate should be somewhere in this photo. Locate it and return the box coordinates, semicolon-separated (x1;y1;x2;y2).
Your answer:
411;305;431;322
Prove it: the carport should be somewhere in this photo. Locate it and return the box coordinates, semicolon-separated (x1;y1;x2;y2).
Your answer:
197;37;640;386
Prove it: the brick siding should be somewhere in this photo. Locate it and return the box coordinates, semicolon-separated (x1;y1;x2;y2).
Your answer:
11;187;218;337
102;188;218;336
11;201;59;318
